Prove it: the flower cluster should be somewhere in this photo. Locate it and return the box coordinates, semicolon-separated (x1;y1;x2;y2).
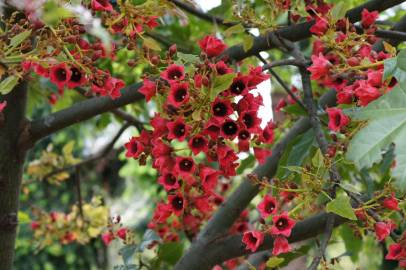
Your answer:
125;35;274;241
30;197;109;247
242;194;296;255
101;216;133;246
386;232;406;268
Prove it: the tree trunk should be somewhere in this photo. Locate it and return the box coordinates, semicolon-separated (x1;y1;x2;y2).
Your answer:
0;82;28;270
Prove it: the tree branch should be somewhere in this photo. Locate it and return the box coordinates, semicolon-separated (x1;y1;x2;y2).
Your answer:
28;82;143;144
373;15;406;51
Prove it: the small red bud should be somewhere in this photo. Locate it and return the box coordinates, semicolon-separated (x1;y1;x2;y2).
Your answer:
169;44;177;56
150;55;160;65
347;57;360;66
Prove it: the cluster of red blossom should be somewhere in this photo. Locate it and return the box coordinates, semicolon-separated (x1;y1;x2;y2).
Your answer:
19;0;162;103
101;216;129;246
125;35;275;242
306;8;397;133
241;194;296;256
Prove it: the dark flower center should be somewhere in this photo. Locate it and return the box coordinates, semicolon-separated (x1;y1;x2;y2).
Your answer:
179;159;193;171
238;130;250;140
55;68;67;82
174;88;187;102
242;113;254;128
165;174;177;185
276;218;288;230
222;121;238;136
265;202;275;213
192;137;205;148
248;234;258;244
334;114;341;127
230;80;245;95
70;67;82;82
131;142;138;153
174;123;186;137
216;66;227;75
171;196;184;210
168;68;183;80
213;102;228;117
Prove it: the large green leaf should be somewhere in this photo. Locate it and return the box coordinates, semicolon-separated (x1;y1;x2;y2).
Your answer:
346;83;406;191
325;193;357;220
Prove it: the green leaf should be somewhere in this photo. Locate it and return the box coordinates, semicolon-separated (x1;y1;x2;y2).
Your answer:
312;149;324;168
237;155;256;174
210;73;235;100
340;224;362;261
18;211;31;224
0;75;19;95
326;194;357;220
143;37;161;51
10;30;32;48
224;23;245;37
176;52;199;64
346;84;406;191
158;242;184;265
283;166;304;174
330;2;347;22
62;141;75;156
243;35;254;52
383;58;397;81
42;2;72;26
397;49;406;71
266;257;285;268
279;245;311;267
119;245;137;266
282;104;307;116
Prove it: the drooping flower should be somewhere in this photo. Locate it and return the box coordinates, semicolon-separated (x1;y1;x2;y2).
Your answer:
229;74;249;96
200;166;219;193
254;147;272;165
257;194;278;219
385;243;406;260
211;98;233;119
139;79;157;102
310;17;329;36
158;173;179;191
117;228;128;240
375;221;396;241
259;121;275;144
238;129;251;152
220;119;239;139
270;212;296;237
242;230;264;252
307;53;331;81
101;232;115;245
361;8;379;28
326;107;350;132
125;137;145;159
272;236;292;256
383;193;400;211
354;80;381;106
188;134;208;155
213;61;233;75
239;110;261;133
67;66;87;88
91;0;113;12
174;157;196;177
198;35;227;57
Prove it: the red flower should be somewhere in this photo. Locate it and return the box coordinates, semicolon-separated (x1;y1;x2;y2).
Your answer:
375;221;396;241
237;93;263;113
326;107;350;132
229;74;249;96
211;98;233;119
259;121;275;144
200;166;219;193
168;82;190;107
125;137;145;159
254;147;272;165
248;66;270;87
50;63;72;89
152;203;172;223
307;54;331;81
270;212;296;237
361;9;379;28
158;172;179;191
213;61;233;75
354;80;381;106
257;194;278;219
91;0;113;12
161;64;185;82
272;236;292;256
386;243;406;260
275;99;287;112
105;77;125;99
117;228;128;240
101;232;115;245
239;110;261;133
310;17;329;36
139;79;157;102
198;35;227;57
188;134;208;155
0;101;7;112
336;86;354;104
167;117;191;142
174;157;196;177
194;195;213;213
367;70;383;88
67;67;87;88
151;114;168;137
242;230;264;252
383;193;399;211
238;129;251;152
30;221;40;230
220;119;239;139
168;193;186;216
